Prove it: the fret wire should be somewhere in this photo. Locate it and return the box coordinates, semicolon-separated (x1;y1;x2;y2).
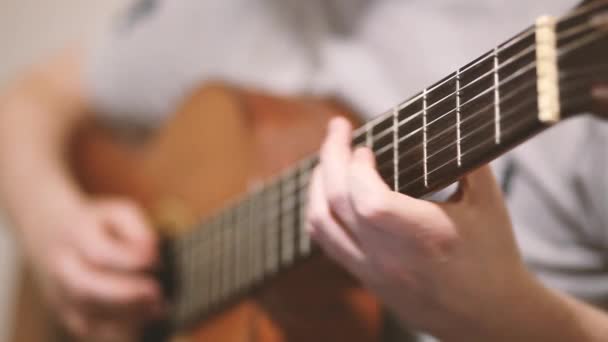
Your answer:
224;210;235;301
210;216;221;306
456;69;462;167
189;225;204;313
177;237;193;319
199;223;212;309
256;186;269;282
234;201;245;292
392;106;399;191
266;182;280;275
247;190;259;284
220;211;231;301
229;209;238;298
422;88;429;188
298;162;313;255
494;47;502;144
242;198;253;288
249;201;259;285
281;175;295;265
291;168;302;260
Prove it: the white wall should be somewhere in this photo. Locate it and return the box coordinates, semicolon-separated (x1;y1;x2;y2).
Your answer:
0;1;127;340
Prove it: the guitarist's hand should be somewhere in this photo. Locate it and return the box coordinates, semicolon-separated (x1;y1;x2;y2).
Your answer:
307;117;588;341
18;196;163;341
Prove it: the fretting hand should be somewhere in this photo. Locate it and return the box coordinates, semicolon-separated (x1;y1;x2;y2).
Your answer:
306;117;582;341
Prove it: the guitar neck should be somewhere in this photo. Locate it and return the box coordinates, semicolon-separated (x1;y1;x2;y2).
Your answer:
165;1;608;331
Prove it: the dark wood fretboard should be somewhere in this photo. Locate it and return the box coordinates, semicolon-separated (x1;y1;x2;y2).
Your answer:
163;1;608;331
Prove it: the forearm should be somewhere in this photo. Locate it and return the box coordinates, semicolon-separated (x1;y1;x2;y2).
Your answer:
441;274;608;342
0;47;89;229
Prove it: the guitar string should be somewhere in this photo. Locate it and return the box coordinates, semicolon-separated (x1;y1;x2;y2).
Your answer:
178;16;604;262
178;86;590;317
178;81;600;317
175;67;603;316
390;28;608;184
381;64;606;177
173;12;608;315
398;85;595;194
562;0;608;22
207;71;598;220
182;14;602;251
177;4;608;314
178;20;604;292
191;7;606;235
375;61;538;172
372;18;601;168
352;4;608;147
186;3;608;238
204;24;608;232
182;67;596;298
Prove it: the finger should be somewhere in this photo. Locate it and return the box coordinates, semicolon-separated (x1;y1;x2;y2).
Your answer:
75;219;154;273
320;117;360;228
349;147;415;228
349;148;458;257
307;166;366;276
97;200;158;262
91;201;158;271
60;253;164;319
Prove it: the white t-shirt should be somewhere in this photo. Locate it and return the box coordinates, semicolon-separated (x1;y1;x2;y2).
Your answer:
86;0;608;313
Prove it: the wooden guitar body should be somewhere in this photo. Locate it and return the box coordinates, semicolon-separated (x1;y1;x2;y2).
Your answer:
12;84;382;341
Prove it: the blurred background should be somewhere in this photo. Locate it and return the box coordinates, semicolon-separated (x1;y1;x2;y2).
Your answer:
0;1;126;340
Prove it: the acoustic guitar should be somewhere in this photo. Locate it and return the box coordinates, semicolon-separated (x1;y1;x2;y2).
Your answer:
11;0;608;341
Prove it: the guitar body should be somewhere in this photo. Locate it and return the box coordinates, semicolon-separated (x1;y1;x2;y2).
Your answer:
11;84;382;341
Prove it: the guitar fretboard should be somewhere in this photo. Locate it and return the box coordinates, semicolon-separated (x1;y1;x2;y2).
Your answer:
165;1;608;331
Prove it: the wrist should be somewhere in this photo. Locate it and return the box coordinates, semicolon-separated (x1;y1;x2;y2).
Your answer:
4;172;85;237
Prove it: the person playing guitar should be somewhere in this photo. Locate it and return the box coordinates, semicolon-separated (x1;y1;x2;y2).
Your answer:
2;0;608;341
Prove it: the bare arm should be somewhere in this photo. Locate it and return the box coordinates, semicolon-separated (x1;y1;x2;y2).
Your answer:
0;47;163;340
308;117;608;342
0;46;88;224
